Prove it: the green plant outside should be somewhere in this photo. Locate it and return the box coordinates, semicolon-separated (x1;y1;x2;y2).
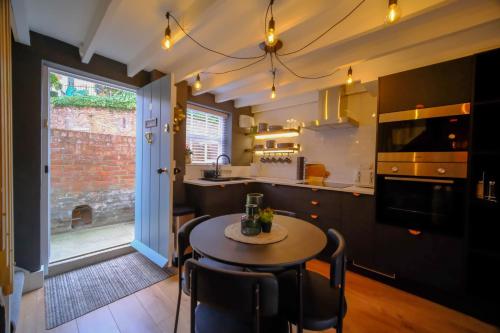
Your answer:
50;94;136;110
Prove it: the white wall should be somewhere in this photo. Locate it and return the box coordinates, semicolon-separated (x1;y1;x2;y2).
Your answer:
253;90;377;184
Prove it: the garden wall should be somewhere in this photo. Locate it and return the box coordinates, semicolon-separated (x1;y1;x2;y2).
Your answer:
50;106;136;234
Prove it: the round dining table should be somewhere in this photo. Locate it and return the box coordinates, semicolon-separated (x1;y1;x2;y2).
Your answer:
190;213;327;333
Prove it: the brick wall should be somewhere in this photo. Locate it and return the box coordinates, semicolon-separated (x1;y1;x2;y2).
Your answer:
50;106;136;234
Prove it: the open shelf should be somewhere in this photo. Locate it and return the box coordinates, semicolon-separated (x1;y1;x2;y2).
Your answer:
248;127;301;140
245;145;301;154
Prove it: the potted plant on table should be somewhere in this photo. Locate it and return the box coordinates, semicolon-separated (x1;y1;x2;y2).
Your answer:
259;208;274;233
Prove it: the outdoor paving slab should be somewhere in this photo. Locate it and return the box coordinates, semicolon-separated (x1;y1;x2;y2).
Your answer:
50;222;134;262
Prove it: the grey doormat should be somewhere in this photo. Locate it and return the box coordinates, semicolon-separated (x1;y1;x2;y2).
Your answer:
44;252;176;329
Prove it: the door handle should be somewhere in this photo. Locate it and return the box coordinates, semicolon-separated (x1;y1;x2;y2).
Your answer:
157;168;168;174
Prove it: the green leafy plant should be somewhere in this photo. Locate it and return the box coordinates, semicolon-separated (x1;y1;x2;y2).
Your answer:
50;93;136;110
259;207;274;224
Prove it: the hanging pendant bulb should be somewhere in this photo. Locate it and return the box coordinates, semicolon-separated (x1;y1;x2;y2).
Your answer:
346;67;353;85
270;85;276;99
385;0;401;24
161;26;172;50
194;74;202;91
266;17;277;46
162;13;172;50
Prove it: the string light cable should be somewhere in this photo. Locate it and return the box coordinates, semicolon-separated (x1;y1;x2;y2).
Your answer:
167;12;266;60
277;0;366;56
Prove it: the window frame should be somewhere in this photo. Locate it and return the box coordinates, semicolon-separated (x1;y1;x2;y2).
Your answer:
185;103;231;165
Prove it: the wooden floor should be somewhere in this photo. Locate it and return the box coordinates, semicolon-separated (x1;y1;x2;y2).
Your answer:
18;260;499;333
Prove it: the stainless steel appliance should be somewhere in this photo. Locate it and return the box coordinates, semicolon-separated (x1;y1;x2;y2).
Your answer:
377;103;470;153
376;103;471;236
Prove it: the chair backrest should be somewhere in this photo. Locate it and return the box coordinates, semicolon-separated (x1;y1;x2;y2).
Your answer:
178;215;211;268
184;258;279;318
327;228;346;288
273;209;296;217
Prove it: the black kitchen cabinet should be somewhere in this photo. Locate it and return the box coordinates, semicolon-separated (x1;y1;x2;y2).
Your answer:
474;48;500;104
378;56;474;114
341;194;376;269
186;183;256;217
374;224;465;294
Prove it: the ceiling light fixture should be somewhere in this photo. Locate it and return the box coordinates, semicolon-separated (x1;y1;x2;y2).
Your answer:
385;0;401;24
270;70;277;99
346;66;353;85
161;13;172;50
162;0;377;100
265;0;277;46
194;74;202;91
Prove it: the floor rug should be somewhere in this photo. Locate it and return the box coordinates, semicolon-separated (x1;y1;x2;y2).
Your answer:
44;252;175;329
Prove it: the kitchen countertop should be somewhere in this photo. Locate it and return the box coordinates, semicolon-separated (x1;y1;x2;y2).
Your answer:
183;176;375;195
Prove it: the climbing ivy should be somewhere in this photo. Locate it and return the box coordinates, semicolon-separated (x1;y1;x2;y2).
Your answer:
50;93;136;110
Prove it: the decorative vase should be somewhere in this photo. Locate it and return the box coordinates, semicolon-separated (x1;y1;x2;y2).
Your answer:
246;193;263;209
241;204;261;236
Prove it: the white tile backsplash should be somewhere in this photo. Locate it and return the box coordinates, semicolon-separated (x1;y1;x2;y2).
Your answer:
253;91;377;183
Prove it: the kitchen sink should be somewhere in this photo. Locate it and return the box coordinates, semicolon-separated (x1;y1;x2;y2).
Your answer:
200;177;251;182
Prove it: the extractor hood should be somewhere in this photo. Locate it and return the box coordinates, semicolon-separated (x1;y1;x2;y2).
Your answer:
306;85;359;131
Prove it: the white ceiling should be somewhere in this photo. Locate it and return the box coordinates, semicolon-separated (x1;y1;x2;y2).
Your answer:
14;0;500;107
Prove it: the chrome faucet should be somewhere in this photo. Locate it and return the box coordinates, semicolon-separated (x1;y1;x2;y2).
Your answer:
215;154;231;178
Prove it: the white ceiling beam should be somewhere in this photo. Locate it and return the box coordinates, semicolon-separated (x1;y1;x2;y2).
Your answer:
10;0;30;45
235;19;500;107
252;91;318;113
222;0;500;105
126;0;220;77
79;0;122;64
193;0;452;96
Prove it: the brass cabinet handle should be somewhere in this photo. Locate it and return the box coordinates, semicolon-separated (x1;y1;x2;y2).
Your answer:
310;200;319;206
310;214;319;220
311;188;319;192
408;229;422;236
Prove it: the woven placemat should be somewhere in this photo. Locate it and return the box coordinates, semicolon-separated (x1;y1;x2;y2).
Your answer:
224;222;288;244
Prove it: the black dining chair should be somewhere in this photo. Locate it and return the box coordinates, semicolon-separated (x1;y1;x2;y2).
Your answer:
278;228;347;332
274;209;296;217
174;215;244;333
184;258;289;333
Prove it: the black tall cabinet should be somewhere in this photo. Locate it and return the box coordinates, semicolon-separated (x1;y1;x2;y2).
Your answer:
467;48;500;323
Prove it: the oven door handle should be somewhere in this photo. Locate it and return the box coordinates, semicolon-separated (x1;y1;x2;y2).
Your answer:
384;176;455;184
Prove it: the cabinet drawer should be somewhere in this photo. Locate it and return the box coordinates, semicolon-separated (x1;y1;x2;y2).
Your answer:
374;224;465;293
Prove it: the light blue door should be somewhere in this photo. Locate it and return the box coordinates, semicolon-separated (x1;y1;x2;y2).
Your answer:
133;75;173;267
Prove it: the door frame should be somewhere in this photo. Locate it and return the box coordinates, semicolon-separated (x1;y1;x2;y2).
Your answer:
40;61;138;274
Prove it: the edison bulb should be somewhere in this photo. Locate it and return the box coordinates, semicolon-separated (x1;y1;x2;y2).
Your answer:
346;67;353;85
265;17;277;46
161;35;171;50
270;86;276;99
385;0;401;24
162;26;172;50
194;74;201;91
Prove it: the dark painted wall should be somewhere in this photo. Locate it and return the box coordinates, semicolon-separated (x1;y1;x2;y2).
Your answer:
12;32;152;272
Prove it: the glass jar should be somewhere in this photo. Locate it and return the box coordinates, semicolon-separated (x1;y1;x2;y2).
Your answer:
241;204;261;236
246;193;264;209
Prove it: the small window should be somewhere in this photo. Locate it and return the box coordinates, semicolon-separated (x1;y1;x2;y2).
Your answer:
186;105;230;164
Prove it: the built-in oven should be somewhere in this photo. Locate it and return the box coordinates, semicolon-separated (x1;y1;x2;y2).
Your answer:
377;103;470;153
376;152;468;236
